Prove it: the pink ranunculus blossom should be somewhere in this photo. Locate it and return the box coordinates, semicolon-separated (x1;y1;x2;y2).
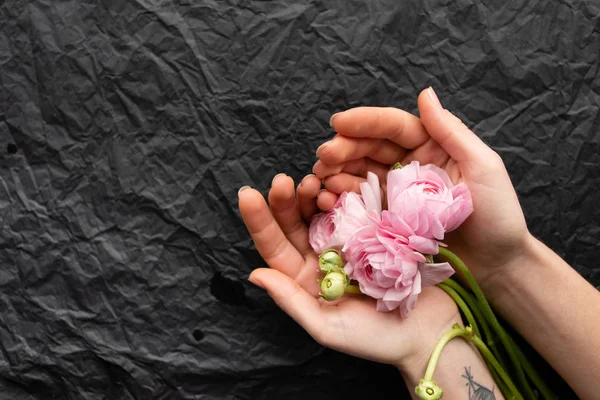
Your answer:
343;216;455;317
358;171;443;257
309;192;370;254
309;164;472;317
386;161;473;241
309;172;383;254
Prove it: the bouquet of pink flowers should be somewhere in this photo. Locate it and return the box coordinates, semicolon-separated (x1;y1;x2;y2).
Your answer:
308;161;552;400
309;161;472;316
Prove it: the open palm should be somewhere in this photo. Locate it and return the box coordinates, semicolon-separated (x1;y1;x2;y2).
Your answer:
238;174;460;370
311;89;531;288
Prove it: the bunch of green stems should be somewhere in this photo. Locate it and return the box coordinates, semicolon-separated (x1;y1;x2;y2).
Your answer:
416;247;556;400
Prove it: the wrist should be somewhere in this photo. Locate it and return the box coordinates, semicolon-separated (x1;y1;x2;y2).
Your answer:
398;323;504;400
478;232;540;305
395;313;463;383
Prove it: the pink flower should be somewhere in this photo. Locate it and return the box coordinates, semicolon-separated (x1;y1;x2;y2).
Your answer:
309;173;383;254
359;171;443;255
387;161;473;241
343;216;455;316
309;192;369;254
309;165;471;316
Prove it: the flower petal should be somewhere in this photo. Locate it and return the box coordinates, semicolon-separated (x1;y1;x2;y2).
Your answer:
359;282;387;299
419;262;455;287
360;172;383;217
399;293;419;318
421;163;454;188
383;285;412;301
377;299;399;312
408;235;439;255
387;161;419;204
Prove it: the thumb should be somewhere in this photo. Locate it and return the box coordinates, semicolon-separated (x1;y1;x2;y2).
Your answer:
418;87;495;164
249;268;324;339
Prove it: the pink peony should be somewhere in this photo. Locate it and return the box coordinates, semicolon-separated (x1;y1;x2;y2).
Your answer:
386;161;473;241
343;216;455;316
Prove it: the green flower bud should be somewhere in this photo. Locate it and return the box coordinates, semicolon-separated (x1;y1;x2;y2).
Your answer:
319;271;348;301
391;162;403;170
415;379;443;400
318;249;344;275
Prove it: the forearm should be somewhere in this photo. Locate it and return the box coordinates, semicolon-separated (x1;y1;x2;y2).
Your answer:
486;234;600;400
400;325;505;400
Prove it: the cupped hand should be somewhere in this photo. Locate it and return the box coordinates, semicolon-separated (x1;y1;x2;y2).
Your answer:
238;173;460;372
312;88;530;291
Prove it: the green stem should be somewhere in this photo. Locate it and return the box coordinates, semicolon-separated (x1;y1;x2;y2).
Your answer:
492;367;513;400
437;248;535;400
446;277;555;399
470;335;524;400
423;326;467;381
443;278;509;371
437;282;480;338
502;326;556;400
421;325;523;400
439;280;511;398
344;284;361;294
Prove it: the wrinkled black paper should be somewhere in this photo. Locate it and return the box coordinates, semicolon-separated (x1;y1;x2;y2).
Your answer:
0;0;598;399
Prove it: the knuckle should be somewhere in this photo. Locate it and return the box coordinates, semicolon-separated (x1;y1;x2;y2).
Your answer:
261;235;287;262
286;218;306;238
389;110;407;143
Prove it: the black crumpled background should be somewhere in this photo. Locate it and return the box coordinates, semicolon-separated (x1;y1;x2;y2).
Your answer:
0;0;598;399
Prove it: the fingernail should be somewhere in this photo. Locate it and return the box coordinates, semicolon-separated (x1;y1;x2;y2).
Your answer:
238;186;251;196
272;173;286;184
329;113;339;127
300;174;316;187
428;87;442;110
248;275;265;289
316;141;330;156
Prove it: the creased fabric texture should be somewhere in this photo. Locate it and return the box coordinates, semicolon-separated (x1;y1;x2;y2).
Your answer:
0;0;597;398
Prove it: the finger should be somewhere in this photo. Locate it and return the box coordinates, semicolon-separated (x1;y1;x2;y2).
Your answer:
401;139;461;183
238;187;304;277
268;174;313;256
400;137;450;169
417;87;495;164
297;174;321;222
340;158;389;183
317;135;406;165
316;190;338;211
249;268;325;339
313;158;389;182
323;173;365;195
312;159;337;178
330;107;429;149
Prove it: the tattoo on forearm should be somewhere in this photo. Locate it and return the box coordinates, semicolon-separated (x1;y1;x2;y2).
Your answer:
463;366;496;399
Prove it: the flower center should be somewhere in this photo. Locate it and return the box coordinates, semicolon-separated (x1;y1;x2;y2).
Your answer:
365;264;373;280
408;180;440;196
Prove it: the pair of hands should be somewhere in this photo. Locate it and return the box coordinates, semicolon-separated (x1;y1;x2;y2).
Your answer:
238;87;531;374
